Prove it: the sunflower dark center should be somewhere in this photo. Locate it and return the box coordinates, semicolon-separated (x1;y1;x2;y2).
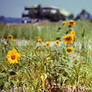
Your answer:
66;37;72;41
11;55;16;60
67;49;72;52
47;44;49;46
56;42;59;44
70;22;74;25
38;41;42;43
8;36;12;39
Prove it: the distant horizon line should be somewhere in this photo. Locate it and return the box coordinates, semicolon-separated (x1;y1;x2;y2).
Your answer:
0;8;91;18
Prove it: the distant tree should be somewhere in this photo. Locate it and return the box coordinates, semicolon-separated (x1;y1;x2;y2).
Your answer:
60;14;66;20
79;9;91;20
68;14;74;20
0;16;5;24
42;9;51;20
80;9;86;15
75;15;81;21
37;5;43;19
27;5;66;22
28;8;36;19
0;16;5;20
50;9;61;21
55;9;61;21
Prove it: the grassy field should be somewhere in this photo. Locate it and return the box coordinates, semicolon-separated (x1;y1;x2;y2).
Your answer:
0;20;92;41
0;20;92;92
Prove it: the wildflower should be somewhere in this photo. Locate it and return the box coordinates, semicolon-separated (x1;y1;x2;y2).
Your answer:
61;21;67;26
65;47;73;53
70;30;75;36
55;40;60;45
45;42;50;47
7;35;13;40
63;34;74;44
7;48;20;64
68;20;75;27
37;39;42;43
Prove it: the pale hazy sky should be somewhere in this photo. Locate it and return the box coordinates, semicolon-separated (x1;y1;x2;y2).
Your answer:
0;0;92;17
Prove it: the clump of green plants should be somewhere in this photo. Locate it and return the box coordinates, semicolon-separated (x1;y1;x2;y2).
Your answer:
0;20;92;92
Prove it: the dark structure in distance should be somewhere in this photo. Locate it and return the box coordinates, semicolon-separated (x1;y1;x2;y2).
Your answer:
0;6;92;24
22;5;69;23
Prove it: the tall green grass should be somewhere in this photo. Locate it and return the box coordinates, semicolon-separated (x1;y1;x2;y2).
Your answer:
0;20;92;41
0;20;92;91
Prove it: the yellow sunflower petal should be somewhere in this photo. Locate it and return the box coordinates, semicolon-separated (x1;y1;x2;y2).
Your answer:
55;40;60;45
68;20;75;27
70;30;75;36
7;48;20;64
63;34;74;44
45;42;50;47
61;21;67;26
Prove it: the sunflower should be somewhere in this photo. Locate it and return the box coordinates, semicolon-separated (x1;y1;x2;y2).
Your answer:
7;48;20;64
70;30;75;36
55;40;60;45
65;47;73;53
68;20;75;27
61;21;67;26
7;35;13;40
45;42;50;47
63;34;74;44
37;39;42;43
